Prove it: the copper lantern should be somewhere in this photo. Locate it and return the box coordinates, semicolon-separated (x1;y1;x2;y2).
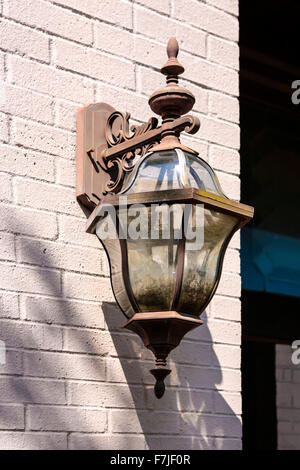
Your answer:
76;38;254;398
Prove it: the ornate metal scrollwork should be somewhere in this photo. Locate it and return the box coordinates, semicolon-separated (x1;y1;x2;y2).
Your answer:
97;112;159;194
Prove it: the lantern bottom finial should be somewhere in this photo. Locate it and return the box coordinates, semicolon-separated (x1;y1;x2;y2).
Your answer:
123;311;203;398
151;366;171;399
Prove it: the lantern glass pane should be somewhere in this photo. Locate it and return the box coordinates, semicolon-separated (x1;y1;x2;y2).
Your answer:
123;149;225;196
177;205;239;316
126;203;183;312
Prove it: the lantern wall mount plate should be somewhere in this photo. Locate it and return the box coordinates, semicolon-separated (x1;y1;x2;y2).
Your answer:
76;38;254;398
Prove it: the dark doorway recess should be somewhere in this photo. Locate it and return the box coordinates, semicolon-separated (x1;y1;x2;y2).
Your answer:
240;1;300;450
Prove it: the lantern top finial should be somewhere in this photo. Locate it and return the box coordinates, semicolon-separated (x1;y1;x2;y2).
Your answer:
161;37;184;80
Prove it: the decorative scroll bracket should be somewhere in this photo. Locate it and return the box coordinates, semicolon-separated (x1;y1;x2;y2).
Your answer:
76;105;200;212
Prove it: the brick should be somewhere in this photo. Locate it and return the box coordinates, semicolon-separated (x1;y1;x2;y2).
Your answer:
3;0;93;45
173;0;239;41
146;436;213;450
144;387;213;414
170;364;241;391
53;38;135;90
11;118;75;159
68;382;145;409
167;339;212;366
283;368;292;382
215;438;242;450
64;329;141;358
0;349;23;376
58;215;99;249
277;408;300;422
185;318;211;342
134;6;206;58
8;56;94;103
0;292;19;319
110;409;180;434
278;434;300;450
94;22;135;59
103;302;129;332
1;85;54;125
229;231;240;250
0;52;5;81
223;249;240;274
180;412;242;437
180;135;209;159
208;320;241;344
14;178;80;217
213;391;241;414
0;144;55;182
0;203;58;239
276;382;293;408
181;52;239;96
212;344;241;369
28;405;107;432
208;36;239;70
0;18;49;62
96;84;150;123
133;35;175;70
0;405;24;430
69;433;145;450
55;100;77;132
106;357;154;385
207;0;238;16
63;273;113;302
16;237;107;276
0;232;15;261
24;350;105;381
209;145;240;174
0;431;67;450
0;319;62;351
277;421;293;434
209;92;239;124
55;158;75;188
24;296;104;329
216;272;241;298
0;112;9;142
276;344;291;367
0;173;12;201
48;0;133;29
199;115;240;149
136;0;169;14
0;262;61;296
0;377;66;404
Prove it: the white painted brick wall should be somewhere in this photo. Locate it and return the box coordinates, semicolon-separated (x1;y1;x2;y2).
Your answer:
0;0;241;450
276;344;300;449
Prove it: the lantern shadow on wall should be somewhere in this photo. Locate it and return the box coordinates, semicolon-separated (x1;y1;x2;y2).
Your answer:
76;38;254;398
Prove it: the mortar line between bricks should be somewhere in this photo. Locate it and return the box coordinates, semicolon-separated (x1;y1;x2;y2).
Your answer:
50;33;235;78
7;259;109;278
201;1;238;18
1;286;241;303
3;344;242;372
2;33;239;93
8;115;241;155
1;11;93;50
48;0;134;32
3;48;238;104
162;2;239;39
0;371;241;392
133;0;238;37
50;0;236;45
0;311;242;334
133;0;171;19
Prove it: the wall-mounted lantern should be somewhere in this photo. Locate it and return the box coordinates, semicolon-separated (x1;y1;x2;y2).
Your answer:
76;38;254;398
